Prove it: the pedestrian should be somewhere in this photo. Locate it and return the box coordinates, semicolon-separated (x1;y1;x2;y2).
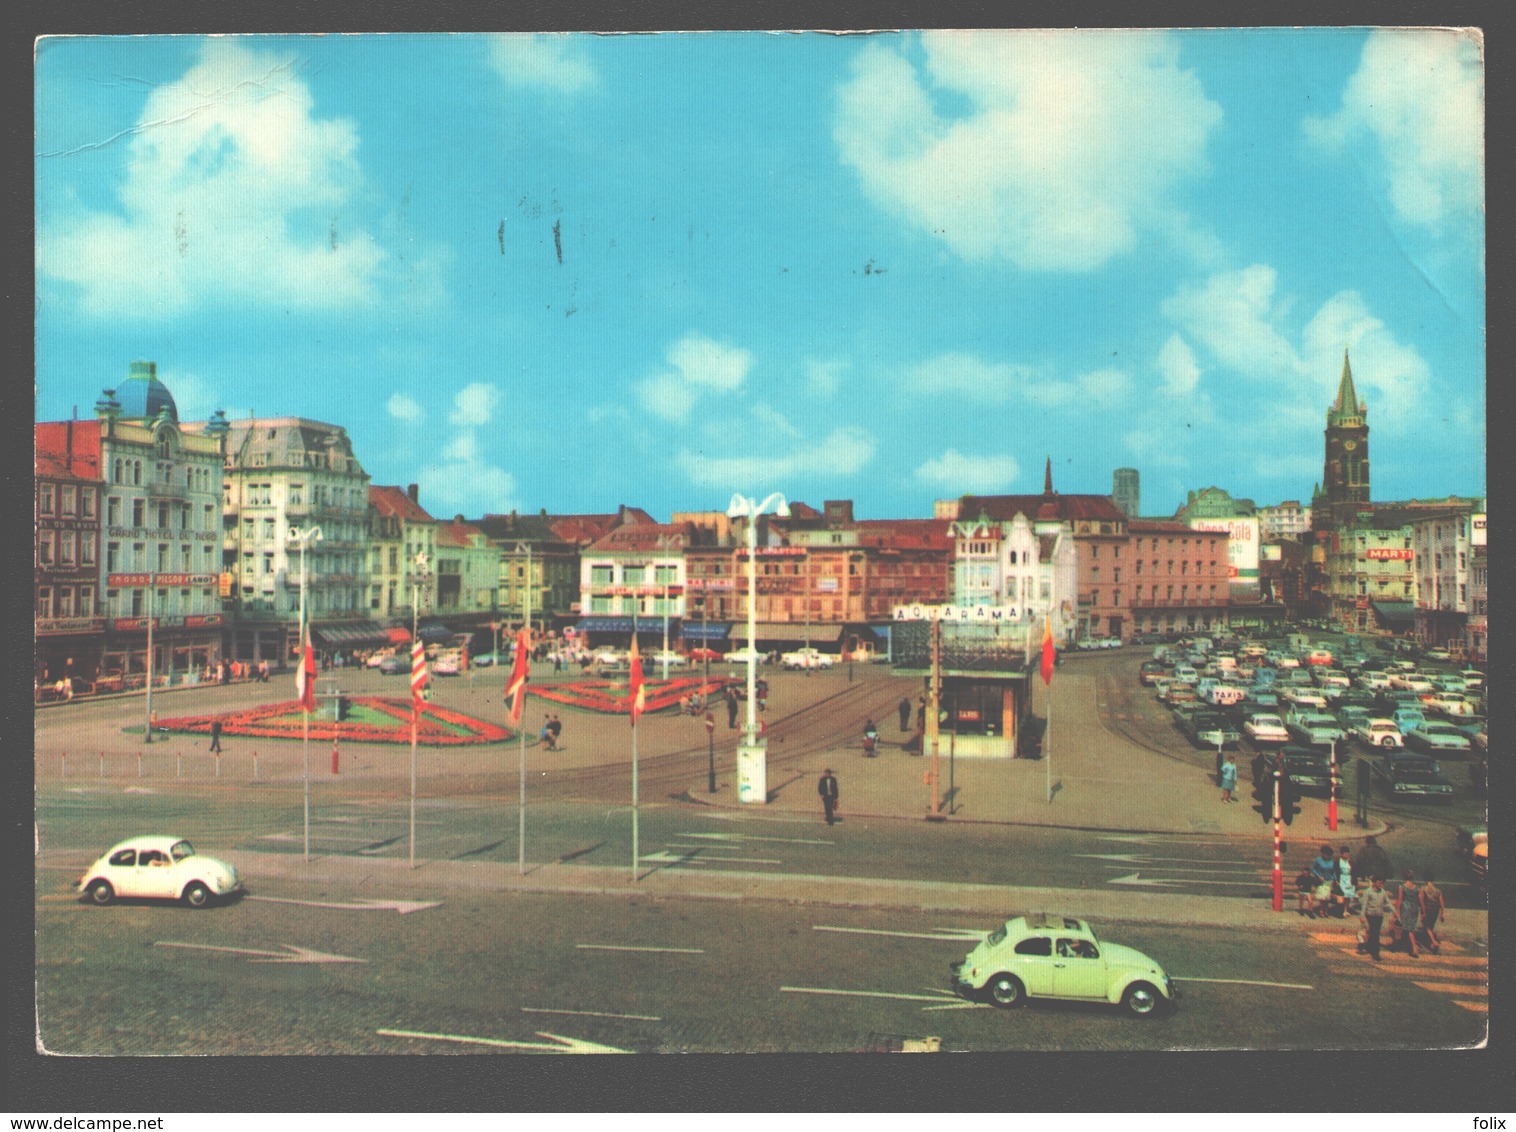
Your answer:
1337;846;1358;914
1360;875;1391;961
818;768;839;826
1420;872;1445;954
208;717;223;754
899;697;912;732
1355;757;1371;823
547;714;562;750
727;688;739;730
1356;835;1392;884
1278;772;1298;827
1392;870;1422;957
1295;865;1317;916
553;653;563;675
1219;753;1237;803
540;716;555;751
916;696;927;731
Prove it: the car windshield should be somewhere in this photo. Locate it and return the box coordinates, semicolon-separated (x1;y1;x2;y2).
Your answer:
987;924;1008;946
170;840;195;861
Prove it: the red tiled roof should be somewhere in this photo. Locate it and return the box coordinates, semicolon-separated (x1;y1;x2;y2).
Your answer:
959;493;1126;523
369;485;435;523
853;518;954;550
436;520;488;548
587;521;693;553
35;421;103;481
549;508;657;546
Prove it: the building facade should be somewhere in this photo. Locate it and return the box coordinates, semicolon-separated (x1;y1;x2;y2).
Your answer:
1257;500;1311;541
578;519;690;643
368;485;438;622
1112;467;1140;519
435;519;499;617
35;419;105;689
1411;506;1485;650
948;510;1076;645
1126;521;1232;637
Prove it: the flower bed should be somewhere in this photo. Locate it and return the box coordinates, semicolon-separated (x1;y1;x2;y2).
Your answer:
154;697;511;745
531;675;734;716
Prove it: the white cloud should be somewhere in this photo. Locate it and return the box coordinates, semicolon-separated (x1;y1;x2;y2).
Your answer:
449;383;499;427
1300;291;1430;431
803;357;847;399
387;392;424;423
1160;265;1302;377
1304;29;1483;229
1076;368;1132;405
637;334;754;424
39;39;388;320
418;460;519;518
908;353;1128;409
677;426;876;488
486;34;598;95
157;369;217;422
749;404;804;441
914;449;1020;492
834;30;1222;271
1156;333;1200;397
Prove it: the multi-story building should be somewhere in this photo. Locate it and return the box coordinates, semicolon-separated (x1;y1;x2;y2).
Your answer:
1308;351;1371;614
470;509;643;631
1175;486;1255;521
1466;542;1487;664
92;365;229;682
948;508;1076;645
368;485;437;621
35;418;105;689
956;460;1133;640
1112;468;1140;519
190;415;374;662
1323;507;1418;634
435;518;499;617
1126;521;1231;637
578;517;690;646
1257;500;1311;541
1411;505;1485;650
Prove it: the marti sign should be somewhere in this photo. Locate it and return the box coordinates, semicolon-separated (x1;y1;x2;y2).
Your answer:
893;603;1025;622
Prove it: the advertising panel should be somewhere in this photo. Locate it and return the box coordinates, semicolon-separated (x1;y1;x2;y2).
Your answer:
1188;517;1259;582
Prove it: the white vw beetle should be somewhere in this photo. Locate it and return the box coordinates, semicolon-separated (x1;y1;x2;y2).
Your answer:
77;836;243;908
951;913;1176;1016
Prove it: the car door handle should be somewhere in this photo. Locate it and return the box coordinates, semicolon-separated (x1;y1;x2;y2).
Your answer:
1054;963;1066;968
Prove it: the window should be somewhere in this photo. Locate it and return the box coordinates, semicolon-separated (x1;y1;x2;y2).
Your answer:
40;529;57;566
79;585;94;615
39;483;55;515
107;496;120;526
36;587;52;617
1013;937;1053;957
157;544;170;571
133;499;145;527
80;532;97;565
106;542;120;571
57;587;74;617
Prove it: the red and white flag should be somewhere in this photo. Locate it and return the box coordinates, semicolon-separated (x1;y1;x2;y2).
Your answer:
627;635;646;727
1039;617;1056;687
504;628;531;726
296;628;317;712
411;639;429;710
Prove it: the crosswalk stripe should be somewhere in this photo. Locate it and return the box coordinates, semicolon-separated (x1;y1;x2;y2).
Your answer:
1415;982;1487;996
1327;947;1486;966
1378;966;1486;981
1310;932;1471;955
1453;1001;1488;1013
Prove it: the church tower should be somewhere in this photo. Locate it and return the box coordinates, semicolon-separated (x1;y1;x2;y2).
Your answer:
1312;350;1370;533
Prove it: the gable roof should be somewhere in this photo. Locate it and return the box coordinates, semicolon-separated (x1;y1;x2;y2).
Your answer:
369;485;435;523
959;493;1126;524
586;520;694;554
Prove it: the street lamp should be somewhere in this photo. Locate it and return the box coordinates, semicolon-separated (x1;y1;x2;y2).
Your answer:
657;533;678;681
289;525;323;863
409;551;431;870
727;491;789;804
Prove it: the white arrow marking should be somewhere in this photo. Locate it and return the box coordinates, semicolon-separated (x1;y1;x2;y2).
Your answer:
813;925;987;942
378;1028;630;1054
576;944;705;954
781;985;979;1011
643;850;783;865
677;832;832;845
246;895;442;915
1107;872;1265;888
521;1007;663;1022
1078;853;1261;868
1098;834;1239;844
155;940;365;964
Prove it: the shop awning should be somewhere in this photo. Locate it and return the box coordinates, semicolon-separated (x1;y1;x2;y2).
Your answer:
681;621;732;640
418;622;456;644
384;627;412;644
729;622;843;645
311;622;392;649
578;616;637;634
1371;601;1416;628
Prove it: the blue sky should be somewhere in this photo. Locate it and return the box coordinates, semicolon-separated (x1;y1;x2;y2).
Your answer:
35;30;1485;521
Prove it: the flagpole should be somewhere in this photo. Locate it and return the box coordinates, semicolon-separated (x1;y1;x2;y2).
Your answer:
631;617;641;881
409;552;429;871
1045;665;1052;804
515;541;532;876
290;526;321;863
632;723;640;881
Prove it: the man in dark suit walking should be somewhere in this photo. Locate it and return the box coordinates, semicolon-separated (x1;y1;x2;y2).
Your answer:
818;768;839;826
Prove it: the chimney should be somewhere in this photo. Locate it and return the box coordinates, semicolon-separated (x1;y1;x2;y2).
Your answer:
407;484;419;503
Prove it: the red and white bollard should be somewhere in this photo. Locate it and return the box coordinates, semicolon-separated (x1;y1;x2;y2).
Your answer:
1327;739;1339;832
331;737;339;775
1271;770;1284;912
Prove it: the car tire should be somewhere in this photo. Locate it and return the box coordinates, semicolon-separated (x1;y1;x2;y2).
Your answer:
1381;736;1396;749
182;881;212;909
1123;982;1162;1017
86;880;114;906
985;973;1025;1008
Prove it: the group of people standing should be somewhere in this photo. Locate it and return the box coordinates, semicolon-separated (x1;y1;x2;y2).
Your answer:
1292;836;1445;961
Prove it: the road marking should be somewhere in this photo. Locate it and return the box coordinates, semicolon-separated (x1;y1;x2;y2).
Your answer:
258;832;385;844
677;832;833;845
1330;947;1486;966
1380;967;1486;981
155;940;365;964
644;850;783;865
1078;853;1260;869
576;944;705;954
1173;976;1314;990
813;925;987;942
1107;872;1264;888
1097;834;1240;845
1454;1001;1488;1013
782;985;964;1004
246;895;442;915
521;1007;662;1022
1414;982;1488;996
378;1028;630;1054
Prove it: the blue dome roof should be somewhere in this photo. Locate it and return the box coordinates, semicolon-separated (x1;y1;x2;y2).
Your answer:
115;361;178;422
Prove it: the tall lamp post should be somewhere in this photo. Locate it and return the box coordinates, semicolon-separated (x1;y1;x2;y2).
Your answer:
727;492;789;804
409;552;431;870
514;541;532;876
289;525;323;863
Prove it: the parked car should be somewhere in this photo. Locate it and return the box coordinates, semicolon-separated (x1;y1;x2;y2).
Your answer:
1352;718;1405;750
1404;721;1473;757
645;649;688;669
1425;647;1451;662
1458;669;1485;692
1285;711;1346;749
431;654;460;676
1374;752;1454;800
77;836;243;908
377;655;406;675
950;914;1176;1017
1139;661;1168;686
1390;707;1428;735
726;647;770;666
1336;705;1373;735
1181;711;1241;749
780;647;835;670
686;647;722;663
1243;713;1290;745
1265;747;1335;796
1425;691;1475;718
366;650;397;668
1457;825;1488;892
